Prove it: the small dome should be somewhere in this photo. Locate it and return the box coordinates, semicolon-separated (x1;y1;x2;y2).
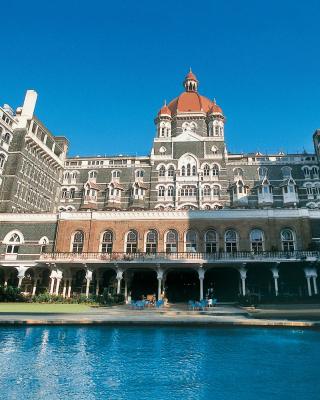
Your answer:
158;102;172;116
208;101;223;115
185;70;198;82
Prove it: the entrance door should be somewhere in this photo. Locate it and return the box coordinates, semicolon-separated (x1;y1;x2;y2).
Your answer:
165;269;199;302
130;270;157;300
204;268;239;301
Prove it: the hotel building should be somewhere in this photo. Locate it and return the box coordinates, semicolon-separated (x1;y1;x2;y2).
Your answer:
0;71;319;302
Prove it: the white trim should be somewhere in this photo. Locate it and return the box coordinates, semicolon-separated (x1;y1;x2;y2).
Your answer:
3;230;25;244
38;236;49;245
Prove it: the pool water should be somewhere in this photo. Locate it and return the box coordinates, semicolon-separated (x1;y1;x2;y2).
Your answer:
0;326;319;400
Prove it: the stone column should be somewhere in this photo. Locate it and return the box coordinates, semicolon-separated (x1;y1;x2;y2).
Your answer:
198;267;205;301
67;281;72;298
95;271;102;296
85;268;93;298
62;280;67;298
49;277;55;295
32;274;40;296
55;278;61;296
15;266;28;289
116;269;123;294
3;271;9;287
157;268;164;300
239;266;247;296
304;268;314;297
124;275;128;301
271;267;279;296
312;274;318;295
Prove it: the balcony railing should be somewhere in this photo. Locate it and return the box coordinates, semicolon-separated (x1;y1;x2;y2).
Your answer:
38;251;320;263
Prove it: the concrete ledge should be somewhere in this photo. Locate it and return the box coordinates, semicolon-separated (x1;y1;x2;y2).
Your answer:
0;317;319;329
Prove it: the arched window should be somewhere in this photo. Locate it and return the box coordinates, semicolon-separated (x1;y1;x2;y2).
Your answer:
281;229;296;252
88;171;97;179
159;166;166;177
5;233;22;254
303;167;310;178
281;166;292;179
136;170;144;178
63;172;70;183
39;237;49;253
61;188;68;199
225;230;238;253
211;146;218;154
165;230;178;253
186;230;197;252
168;166;175;177
167;186;174;197
234;168;243;178
4;132;11;144
192;165;197;176
258;167;268;180
212;164;219;176
312;166;319;178
203;164;210;176
187;163;191;176
101;230;113;253
72;231;84;253
158;186;165;197
112;170;120;178
305;184;313;196
203;185;211;196
181;166;186;176
0;153;6;169
146;230;158;254
205;230;217;253
70;188;76;199
126;230;138;253
212;185;220;196
250;229;264;253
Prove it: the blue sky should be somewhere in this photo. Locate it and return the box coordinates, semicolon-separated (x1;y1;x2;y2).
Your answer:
1;0;320;156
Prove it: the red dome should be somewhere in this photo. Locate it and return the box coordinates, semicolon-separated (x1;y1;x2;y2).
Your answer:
158;103;172;116
185;70;198;81
208;101;223;114
167;92;223;114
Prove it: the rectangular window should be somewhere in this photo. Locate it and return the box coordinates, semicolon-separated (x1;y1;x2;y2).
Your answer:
101;243;112;253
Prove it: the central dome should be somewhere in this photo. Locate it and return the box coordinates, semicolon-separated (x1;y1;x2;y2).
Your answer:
158;70;223;116
168;91;214;114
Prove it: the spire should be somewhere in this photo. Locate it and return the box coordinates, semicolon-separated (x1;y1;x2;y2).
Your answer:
183;69;198;92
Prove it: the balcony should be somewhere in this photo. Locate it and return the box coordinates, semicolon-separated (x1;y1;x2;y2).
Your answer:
38;251;320;264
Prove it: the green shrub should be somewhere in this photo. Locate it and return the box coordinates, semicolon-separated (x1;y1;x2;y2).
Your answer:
99;289;125;305
0;285;25;302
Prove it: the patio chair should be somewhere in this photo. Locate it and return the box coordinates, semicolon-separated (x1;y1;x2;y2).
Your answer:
188;300;196;310
199;300;207;311
156;300;164;308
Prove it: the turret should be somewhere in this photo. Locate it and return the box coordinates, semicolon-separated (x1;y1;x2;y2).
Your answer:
155;101;172;138
207;99;225;139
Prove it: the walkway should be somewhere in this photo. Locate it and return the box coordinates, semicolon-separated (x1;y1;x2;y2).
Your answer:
0;304;319;328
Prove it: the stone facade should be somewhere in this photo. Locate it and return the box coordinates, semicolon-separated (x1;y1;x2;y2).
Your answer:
0;70;319;302
0;91;68;213
58;71;320;212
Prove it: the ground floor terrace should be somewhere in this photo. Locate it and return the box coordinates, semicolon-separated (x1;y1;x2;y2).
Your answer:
0;252;319;302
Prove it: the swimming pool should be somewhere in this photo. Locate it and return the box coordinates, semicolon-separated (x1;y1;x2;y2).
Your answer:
0;326;319;400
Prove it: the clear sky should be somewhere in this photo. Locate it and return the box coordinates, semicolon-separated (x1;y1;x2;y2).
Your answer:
1;0;319;156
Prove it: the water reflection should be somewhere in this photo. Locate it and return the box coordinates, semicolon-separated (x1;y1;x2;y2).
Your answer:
0;327;319;400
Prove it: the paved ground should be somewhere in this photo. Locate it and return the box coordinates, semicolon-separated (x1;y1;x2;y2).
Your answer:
0;303;319;328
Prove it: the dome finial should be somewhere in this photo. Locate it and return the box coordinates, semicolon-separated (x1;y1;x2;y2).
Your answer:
184;69;198;92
